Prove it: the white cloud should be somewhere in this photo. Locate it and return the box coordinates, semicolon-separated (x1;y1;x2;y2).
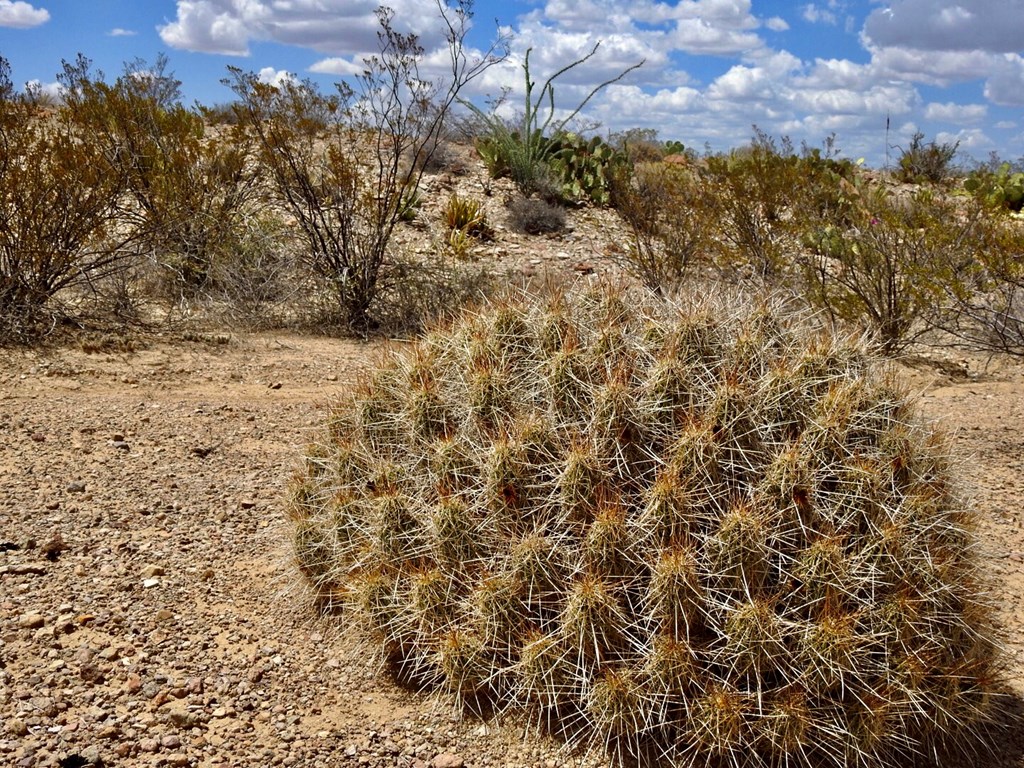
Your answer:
25;78;62;100
257;67;296;87
802;4;837;25
309;57;363;77
108;28;136;37
984;54;1024;106
867;45;1000;86
158;0;451;57
0;0;48;28
924;101;987;124
159;1;256;55
764;17;789;32
936;127;993;153
863;0;1024;54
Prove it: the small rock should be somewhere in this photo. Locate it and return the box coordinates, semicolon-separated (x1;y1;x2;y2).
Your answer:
165;704;200;728
18;612;45;629
161;734;182;749
166;753;190;767
141;564;165;578
7;718;28;736
66;481;87;494
139;738;159;753
111;440;130;451
142;578;160;589
79;662;106;684
268;381;282;390
41;532;67;561
432;753;464;768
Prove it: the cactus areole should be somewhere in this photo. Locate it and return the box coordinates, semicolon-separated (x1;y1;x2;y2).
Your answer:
290;286;1000;768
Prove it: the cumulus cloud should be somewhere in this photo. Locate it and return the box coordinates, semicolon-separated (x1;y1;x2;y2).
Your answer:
936;127;994;153
863;0;1024;54
764;17;789;32
984;54;1024;106
25;78;62;100
257;67;297;87
924;101;987;124
158;0;450;57
0;0;49;28
309;57;364;77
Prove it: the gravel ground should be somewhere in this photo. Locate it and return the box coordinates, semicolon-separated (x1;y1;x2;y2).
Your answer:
3;326;1024;768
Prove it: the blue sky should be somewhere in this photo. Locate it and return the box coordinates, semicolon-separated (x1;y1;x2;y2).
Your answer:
1;0;1022;166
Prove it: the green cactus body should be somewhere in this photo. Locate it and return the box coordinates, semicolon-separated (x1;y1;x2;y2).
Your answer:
289;286;1001;768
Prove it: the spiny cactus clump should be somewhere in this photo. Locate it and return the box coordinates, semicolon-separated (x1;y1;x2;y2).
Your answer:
289;286;1000;768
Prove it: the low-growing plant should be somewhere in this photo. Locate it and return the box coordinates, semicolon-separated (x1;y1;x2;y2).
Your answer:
895;131;959;184
965;162;1024;213
507;197;566;235
548;133;625;205
290;284;1001;768
443;195;489;236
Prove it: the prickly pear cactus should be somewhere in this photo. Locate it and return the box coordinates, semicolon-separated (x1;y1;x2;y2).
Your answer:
289;286;1000;768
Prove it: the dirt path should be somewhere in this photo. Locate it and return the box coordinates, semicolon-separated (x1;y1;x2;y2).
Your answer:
2;333;1024;768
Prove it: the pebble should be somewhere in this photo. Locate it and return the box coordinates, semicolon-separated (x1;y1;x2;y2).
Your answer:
18;613;45;629
432;753;464;768
66;480;87;493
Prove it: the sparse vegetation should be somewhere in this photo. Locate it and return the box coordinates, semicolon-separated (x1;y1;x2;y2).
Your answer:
465;44;642;202
227;0;506;332
0;57;130;342
896;131;959;184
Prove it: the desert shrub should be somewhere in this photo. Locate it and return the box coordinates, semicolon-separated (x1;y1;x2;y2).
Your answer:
229;2;506;332
896;132;959;185
610;162;713;295
700;131;802;282
59;55;259;299
206;214;298;328
799;188;984;354
0;58;128;342
507;197;566;235
932;214;1024;355
289;284;1000;768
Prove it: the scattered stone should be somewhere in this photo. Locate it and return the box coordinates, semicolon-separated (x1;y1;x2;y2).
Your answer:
66;481;87;494
41;531;67;561
18;612;44;629
79;662;106;684
142;578;161;589
111;440;131;451
432;753;464;768
141;564;166;578
7;718;27;736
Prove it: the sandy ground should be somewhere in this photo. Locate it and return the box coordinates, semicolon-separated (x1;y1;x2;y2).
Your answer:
1;327;1024;768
